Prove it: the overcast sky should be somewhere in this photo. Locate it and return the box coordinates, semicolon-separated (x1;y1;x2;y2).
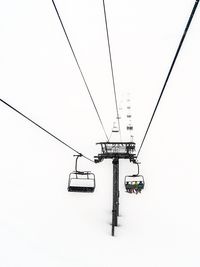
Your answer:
0;0;200;266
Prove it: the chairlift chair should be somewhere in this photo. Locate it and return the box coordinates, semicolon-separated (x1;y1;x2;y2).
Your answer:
68;155;96;193
125;175;144;193
127;124;133;131
112;128;119;133
68;171;95;192
124;162;145;193
112;122;119;133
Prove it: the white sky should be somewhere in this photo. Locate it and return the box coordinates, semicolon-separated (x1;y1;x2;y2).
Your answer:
0;0;200;266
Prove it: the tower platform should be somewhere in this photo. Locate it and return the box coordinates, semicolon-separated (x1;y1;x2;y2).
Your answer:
94;142;137;163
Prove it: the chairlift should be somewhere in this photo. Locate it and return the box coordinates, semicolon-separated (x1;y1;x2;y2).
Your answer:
68;155;95;193
124;163;145;194
127;124;133;131
112;122;119;133
127;106;131;109
127;114;132;118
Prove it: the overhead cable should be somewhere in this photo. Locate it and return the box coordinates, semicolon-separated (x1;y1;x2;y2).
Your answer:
0;98;94;163
102;0;122;140
51;0;109;142
137;0;200;158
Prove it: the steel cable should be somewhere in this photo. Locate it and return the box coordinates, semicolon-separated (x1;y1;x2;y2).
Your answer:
52;0;109;141
0;98;94;162
137;0;200;158
102;0;122;140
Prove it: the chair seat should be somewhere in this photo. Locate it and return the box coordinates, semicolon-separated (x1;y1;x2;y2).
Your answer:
68;186;95;193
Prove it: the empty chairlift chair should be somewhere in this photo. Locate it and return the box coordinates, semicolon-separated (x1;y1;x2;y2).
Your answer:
68;171;95;192
68;155;96;193
112;122;119;133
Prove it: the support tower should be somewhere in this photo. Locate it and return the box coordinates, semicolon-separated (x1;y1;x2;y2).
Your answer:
95;142;137;236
